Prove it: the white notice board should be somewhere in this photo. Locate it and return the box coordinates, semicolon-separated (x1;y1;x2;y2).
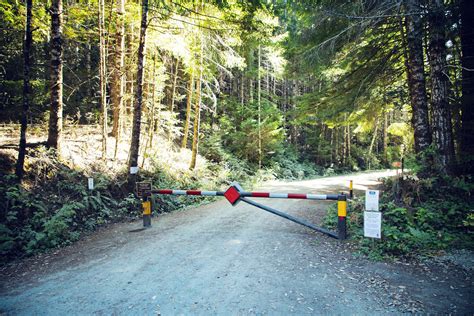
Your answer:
364;211;382;239
365;190;380;211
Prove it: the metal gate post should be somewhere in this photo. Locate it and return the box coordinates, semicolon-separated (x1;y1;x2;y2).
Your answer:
349;180;353;199
142;195;152;227
337;194;347;240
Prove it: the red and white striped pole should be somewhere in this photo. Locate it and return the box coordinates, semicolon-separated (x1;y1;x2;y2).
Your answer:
150;184;348;239
152;189;339;201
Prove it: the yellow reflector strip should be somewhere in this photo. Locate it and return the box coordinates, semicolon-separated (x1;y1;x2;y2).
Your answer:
337;201;347;217
142;201;151;215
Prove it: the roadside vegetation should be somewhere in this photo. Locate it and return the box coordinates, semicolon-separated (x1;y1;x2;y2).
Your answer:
324;157;474;260
1;0;473;263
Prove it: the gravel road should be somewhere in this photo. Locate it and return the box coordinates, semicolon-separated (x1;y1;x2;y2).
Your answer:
1;170;472;315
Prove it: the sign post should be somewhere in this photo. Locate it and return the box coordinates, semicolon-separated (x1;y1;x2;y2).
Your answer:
136;182;152;227
364;190;381;239
88;178;94;190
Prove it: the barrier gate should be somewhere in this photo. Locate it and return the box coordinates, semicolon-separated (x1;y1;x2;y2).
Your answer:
140;181;353;240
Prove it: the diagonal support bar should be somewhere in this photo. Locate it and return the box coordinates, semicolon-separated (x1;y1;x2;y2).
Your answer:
240;197;338;239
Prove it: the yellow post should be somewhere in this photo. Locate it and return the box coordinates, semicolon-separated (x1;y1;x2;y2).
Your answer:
143;199;151;227
337;194;347;239
349;180;353;198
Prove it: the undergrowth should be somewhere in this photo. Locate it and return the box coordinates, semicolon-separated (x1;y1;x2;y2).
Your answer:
324;174;474;260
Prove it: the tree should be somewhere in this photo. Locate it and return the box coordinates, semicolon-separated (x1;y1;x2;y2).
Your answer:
15;0;33;180
47;0;63;152
128;0;149;183
404;0;431;155
181;72;194;149
98;0;108;159
427;0;454;173
111;0;126;140
459;0;474;174
189;48;203;170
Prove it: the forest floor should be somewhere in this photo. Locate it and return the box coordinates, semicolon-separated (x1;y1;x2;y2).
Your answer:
0;171;472;314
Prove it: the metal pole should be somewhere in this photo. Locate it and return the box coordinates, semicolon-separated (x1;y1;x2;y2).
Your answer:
142;195;151;227
349;180;353;199
337;194;347;240
240;197;338;239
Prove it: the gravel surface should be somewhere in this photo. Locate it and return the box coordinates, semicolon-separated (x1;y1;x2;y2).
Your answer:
1;170;472;315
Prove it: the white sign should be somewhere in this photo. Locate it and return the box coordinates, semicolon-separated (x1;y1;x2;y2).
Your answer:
130;166;139;174
365;190;380;211
88;178;94;190
364;211;382;239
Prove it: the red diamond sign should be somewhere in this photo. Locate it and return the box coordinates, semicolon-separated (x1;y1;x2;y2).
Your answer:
224;185;241;205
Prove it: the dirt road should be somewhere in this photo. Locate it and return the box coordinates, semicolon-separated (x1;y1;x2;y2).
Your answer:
1;171;472;314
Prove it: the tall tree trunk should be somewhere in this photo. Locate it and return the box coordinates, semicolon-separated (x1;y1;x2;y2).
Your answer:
427;0;455;174
98;0;108;160
47;0;63;152
111;0;125;138
169;57;179;112
368;117;380;156
168;57;180;140
383;111;388;164
404;0;432;154
16;0;33;180
189;67;202;170
240;72;245;106
190;28;204;170
128;0;148;183
257;44;262;169
181;72;194;149
459;0;474;174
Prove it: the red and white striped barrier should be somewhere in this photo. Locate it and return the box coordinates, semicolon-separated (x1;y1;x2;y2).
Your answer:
151;188;339;204
144;182;348;239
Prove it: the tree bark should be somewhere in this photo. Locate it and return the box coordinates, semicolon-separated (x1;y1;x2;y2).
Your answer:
111;0;125;138
16;0;33;180
190;30;204;170
128;0;148;183
427;0;455;174
257;44;262;169
98;0;108;160
47;0;63;152
189;68;202;170
181;72;194;149
404;0;432;154
383;111;388;165
459;0;474;174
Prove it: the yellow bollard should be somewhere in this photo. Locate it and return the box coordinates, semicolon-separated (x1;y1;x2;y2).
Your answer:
143;199;151;227
337;194;347;239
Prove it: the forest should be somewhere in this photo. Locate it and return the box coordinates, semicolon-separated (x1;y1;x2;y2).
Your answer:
0;0;473;262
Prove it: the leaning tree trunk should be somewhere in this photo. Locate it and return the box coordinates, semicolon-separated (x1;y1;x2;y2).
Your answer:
16;0;33;180
459;0;474;174
427;0;455;174
128;0;148;184
181;72;194;149
111;0;125;139
257;44;262;169
47;0;63;152
189;70;202;170
404;0;431;154
98;0;108;160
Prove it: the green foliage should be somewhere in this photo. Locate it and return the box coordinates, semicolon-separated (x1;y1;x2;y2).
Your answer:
323;175;474;259
218;97;284;165
0;154;141;263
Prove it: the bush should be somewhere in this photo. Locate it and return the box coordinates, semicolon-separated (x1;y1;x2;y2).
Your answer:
323;174;474;259
0;153;140;263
